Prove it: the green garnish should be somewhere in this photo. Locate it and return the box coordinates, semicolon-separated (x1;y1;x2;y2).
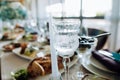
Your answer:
3;27;8;31
23;34;33;40
12;69;28;80
24;47;35;56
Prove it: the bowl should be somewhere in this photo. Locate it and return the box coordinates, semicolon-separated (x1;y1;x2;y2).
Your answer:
78;36;98;53
88;28;109;50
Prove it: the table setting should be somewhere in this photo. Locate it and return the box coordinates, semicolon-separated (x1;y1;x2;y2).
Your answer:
82;50;120;80
0;18;120;80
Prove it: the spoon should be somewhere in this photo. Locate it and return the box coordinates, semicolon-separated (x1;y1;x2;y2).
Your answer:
93;32;111;38
78;32;111;41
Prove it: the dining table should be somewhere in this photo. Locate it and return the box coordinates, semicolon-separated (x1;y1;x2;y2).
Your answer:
0;40;120;80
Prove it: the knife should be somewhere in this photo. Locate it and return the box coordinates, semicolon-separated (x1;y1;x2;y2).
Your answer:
98;50;120;63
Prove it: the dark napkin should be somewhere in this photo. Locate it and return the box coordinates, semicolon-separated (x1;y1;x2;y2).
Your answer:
92;50;120;73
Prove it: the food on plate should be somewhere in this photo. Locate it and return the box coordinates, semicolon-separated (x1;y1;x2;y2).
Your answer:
21;46;37;58
1;31;23;41
22;32;38;41
79;36;95;52
12;53;75;79
1;32;9;40
20;43;40;58
14;24;25;33
20;42;28;53
3;42;27;52
12;69;28;80
1;24;25;41
27;54;75;77
1;32;16;40
3;43;21;52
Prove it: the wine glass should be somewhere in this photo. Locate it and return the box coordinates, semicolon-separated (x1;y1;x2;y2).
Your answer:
36;19;49;43
72;36;97;80
0;19;3;39
53;20;80;80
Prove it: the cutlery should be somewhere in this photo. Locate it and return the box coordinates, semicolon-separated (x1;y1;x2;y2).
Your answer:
98;50;120;63
93;32;111;38
98;50;113;58
79;32;111;41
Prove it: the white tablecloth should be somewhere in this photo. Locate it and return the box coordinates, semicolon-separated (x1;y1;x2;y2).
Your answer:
1;53;29;80
1;41;120;80
0;41;52;80
0;41;26;79
1;51;78;80
0;41;76;80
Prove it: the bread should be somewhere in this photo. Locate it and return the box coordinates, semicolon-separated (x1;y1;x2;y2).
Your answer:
3;43;21;52
14;24;25;33
3;42;27;52
20;42;28;54
27;53;76;78
27;55;63;77
3;44;14;52
27;60;45;77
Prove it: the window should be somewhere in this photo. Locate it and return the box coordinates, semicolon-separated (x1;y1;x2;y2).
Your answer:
46;0;112;31
47;0;112;18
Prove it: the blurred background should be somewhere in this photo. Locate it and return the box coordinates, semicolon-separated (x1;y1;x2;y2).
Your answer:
0;0;120;51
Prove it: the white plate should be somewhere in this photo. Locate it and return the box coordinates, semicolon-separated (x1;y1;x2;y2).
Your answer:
11;55;78;80
0;32;24;41
82;54;120;80
13;48;36;60
12;45;50;60
90;55;116;73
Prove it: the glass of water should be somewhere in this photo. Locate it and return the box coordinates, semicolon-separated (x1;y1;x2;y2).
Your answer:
53;20;80;80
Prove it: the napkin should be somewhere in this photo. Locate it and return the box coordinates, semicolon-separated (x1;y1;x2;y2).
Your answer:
98;50;120;63
92;50;120;73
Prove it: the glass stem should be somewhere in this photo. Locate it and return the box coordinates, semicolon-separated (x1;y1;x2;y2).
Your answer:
63;57;70;80
49;74;63;80
78;54;84;78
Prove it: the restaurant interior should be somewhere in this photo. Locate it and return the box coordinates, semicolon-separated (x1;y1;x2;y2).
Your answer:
0;0;120;80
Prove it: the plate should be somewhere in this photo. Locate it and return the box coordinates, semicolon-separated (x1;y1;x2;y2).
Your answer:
82;54;120;80
82;74;107;80
90;55;116;73
11;55;78;80
12;46;50;60
0;31;24;41
13;48;35;60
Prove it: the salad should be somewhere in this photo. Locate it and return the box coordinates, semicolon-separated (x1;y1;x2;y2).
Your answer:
11;69;28;80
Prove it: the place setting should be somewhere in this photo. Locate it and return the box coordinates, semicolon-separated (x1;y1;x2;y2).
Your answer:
1;18;119;80
1;19;117;80
81;47;120;80
0;20;79;80
0;7;118;79
8;20;80;80
71;25;120;80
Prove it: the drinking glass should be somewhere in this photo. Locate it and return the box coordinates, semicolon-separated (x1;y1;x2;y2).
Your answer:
79;24;88;36
0;19;2;39
36;19;49;43
53;20;80;80
72;36;97;80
